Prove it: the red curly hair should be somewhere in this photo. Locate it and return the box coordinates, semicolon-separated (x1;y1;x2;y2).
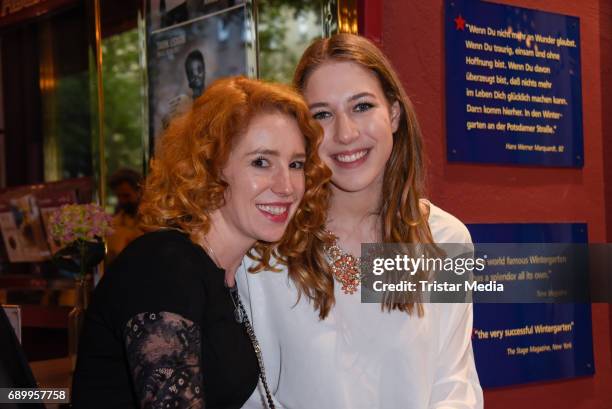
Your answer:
139;76;331;270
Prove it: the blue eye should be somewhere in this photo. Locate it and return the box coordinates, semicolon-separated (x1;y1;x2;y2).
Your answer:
251;156;270;168
312;111;332;121
354;102;374;112
290;160;305;170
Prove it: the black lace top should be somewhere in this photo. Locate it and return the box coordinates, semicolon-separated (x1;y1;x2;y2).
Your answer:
72;229;259;409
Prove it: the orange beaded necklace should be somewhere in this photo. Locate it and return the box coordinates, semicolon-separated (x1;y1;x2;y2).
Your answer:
324;230;362;295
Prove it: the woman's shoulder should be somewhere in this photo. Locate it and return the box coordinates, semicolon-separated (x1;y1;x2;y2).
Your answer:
104;229;208;287
114;229;201;264
124;228;192;249
93;229;211;332
422;200;472;244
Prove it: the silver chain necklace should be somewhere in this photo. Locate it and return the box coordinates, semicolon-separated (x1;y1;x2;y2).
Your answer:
228;283;276;409
201;237;275;407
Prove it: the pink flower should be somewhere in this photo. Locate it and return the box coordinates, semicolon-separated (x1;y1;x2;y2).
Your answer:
49;203;114;246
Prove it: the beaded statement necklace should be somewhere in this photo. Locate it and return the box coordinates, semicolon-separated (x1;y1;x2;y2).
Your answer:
323;230;361;295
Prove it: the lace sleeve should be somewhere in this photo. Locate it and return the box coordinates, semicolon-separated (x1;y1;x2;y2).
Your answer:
124;311;204;409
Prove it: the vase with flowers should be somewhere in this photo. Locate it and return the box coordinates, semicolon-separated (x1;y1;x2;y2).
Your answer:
48;204;113;366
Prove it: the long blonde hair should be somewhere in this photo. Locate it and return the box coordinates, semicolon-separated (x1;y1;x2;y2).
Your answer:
293;34;434;318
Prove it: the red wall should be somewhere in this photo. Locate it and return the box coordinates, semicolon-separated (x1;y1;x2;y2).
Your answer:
367;0;612;407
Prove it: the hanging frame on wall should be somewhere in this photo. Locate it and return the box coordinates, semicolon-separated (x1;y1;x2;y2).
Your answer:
139;0;357;166
445;0;584;167
143;0;255;153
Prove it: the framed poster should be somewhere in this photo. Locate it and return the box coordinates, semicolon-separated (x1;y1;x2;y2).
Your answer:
0;178;91;264
146;1;253;147
0;194;50;263
445;0;583;167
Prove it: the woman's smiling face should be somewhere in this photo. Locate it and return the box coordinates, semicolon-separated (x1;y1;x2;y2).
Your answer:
303;60;400;195
218;111;306;243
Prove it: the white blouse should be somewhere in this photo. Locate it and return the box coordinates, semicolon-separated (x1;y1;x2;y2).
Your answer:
238;202;484;409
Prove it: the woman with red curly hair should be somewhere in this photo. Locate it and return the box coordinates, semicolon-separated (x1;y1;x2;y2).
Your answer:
72;77;330;409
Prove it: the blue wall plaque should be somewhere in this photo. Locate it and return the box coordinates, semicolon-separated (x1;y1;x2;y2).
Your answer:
446;0;583;167
467;223;594;387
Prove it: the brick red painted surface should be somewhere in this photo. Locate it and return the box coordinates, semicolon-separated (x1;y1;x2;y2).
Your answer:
360;0;612;407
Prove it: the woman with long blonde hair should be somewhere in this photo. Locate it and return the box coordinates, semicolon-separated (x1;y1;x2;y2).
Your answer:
72;77;330;409
239;34;483;408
